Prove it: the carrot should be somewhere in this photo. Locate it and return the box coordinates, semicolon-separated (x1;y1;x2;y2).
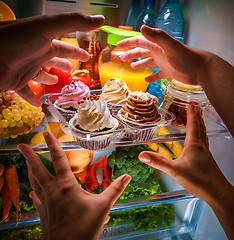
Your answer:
0;164;4;177
1;181;13;222
0;175;4;192
4;165;20;211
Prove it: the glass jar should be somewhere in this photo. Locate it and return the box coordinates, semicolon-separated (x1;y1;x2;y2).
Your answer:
160;80;209;128
98;26;152;92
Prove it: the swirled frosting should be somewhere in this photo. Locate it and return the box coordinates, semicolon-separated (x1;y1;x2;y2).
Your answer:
70;95;118;132
56;81;90;109
101;77;131;105
121;91;160;124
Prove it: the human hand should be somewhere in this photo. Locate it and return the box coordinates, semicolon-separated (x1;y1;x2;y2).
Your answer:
117;25;211;85
18;132;131;240
0;13;105;107
138;105;233;205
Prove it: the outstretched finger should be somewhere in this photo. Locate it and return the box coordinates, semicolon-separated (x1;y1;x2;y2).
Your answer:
120;48;151;62
17;13;105;41
101;175;131;207
141;25;183;53
34;69;58;85
44;57;72;71
43;131;73;178
145;70;168;82
131;57;155;69
185;105;200;144
117;36;156;51
45;40;90;62
17;144;52;185
16;85;43;107
195;106;209;147
139;151;174;174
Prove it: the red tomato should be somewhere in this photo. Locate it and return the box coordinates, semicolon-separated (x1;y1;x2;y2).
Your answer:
44;67;71;94
28;80;44;97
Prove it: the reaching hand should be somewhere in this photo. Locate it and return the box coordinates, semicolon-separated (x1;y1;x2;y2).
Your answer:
138;105;234;239
117;25;211;85
0;13;105;107
18;132;131;240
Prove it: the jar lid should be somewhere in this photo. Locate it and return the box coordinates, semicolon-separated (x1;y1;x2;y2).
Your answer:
166;80;208;106
100;25;142;46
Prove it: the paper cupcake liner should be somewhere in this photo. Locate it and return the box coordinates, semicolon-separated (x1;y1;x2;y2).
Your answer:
68;117;119;150
54;101;77;121
117;110;161;141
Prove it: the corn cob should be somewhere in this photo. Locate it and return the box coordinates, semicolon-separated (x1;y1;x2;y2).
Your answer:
147;143;173;159
157;126;184;158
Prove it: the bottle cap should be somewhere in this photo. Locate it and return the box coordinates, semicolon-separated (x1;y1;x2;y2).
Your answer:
100;25;142;46
90;28;100;33
118;25;133;31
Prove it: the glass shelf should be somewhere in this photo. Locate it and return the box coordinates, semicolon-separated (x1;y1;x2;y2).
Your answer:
0;104;230;154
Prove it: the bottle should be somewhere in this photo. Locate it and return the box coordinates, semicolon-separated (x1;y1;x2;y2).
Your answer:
99;25;152;92
60;32;80;70
155;0;185;42
134;0;157;31
155;0;185;104
80;29;102;89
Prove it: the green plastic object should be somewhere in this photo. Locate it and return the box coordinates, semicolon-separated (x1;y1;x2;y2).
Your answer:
100;25;142;46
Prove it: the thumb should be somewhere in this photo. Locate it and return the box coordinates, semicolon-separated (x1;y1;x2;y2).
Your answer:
138;151;174;174
141;25;183;53
101;175;131;206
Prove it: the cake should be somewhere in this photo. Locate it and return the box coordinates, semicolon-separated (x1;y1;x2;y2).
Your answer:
101;77;131;105
54;80;90;115
119;91;161;141
121;91;161;124
69;95;119;150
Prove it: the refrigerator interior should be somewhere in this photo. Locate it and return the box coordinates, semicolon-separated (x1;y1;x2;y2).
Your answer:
0;0;233;239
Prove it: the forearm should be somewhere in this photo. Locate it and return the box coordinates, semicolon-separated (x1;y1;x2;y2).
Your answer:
198;52;234;137
206;183;234;240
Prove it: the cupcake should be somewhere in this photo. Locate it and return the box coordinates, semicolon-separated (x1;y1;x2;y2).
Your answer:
54;81;90;119
100;77;131;115
69;95;119;150
118;91;161;141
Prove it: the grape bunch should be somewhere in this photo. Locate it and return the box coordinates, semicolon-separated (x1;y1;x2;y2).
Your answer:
0;90;45;139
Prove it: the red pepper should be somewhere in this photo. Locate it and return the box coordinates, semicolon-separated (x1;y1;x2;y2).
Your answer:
85;156;107;194
44;67;72;94
70;69;92;87
100;156;112;191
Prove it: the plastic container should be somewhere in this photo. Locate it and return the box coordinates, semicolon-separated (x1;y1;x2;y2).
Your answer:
134;0;157;31
156;0;185;42
98;26;152;92
160;80;209;128
80;29;102;89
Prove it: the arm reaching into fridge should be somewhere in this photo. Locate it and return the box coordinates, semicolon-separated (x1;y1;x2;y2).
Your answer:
117;25;234;137
18;131;131;240
0;13;105;107
139;105;234;240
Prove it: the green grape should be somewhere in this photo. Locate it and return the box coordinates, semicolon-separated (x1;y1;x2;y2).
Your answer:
0;119;9;128
2;108;11;116
8;118;16;127
10;127;19;135
4;112;13;120
0;98;3;105
14;113;21;121
12;108;19;115
16;120;24;128
4;93;12;101
22;115;29;123
0;113;3;120
19;109;26;117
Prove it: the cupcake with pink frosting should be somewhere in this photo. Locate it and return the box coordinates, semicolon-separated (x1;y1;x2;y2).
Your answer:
54;80;90;116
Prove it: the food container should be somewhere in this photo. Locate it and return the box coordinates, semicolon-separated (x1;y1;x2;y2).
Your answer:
42;93;175;150
160;80;209;128
98;26;152;92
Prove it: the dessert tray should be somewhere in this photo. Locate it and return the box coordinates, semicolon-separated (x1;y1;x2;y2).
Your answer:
42;92;175;150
